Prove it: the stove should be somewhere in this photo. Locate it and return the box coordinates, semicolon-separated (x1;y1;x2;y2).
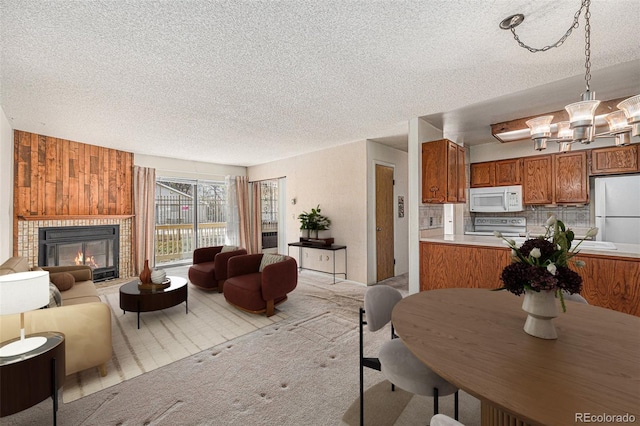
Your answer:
465;216;527;237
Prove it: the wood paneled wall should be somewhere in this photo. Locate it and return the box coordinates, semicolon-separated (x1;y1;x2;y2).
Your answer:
13;130;133;217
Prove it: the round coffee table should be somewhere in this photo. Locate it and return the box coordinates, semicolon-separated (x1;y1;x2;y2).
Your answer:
119;276;188;329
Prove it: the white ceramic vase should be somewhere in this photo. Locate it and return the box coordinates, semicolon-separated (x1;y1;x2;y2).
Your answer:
150;269;167;284
522;289;558;339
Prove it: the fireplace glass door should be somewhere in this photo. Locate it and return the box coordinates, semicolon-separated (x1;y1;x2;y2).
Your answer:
48;240;114;269
39;225;119;282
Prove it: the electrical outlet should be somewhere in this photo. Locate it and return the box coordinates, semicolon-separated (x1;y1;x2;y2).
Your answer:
429;217;433;226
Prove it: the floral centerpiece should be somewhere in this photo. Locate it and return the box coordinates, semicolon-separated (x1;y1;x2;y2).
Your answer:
495;215;598;313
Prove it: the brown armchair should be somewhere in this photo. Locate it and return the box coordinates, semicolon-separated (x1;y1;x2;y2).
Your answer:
188;246;247;292
224;254;298;317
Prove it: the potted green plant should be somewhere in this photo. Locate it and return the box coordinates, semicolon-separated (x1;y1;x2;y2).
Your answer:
298;205;331;239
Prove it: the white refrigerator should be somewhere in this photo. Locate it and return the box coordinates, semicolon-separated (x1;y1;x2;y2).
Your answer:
594;175;640;245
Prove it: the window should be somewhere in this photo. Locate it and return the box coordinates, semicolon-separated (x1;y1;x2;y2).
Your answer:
260;180;278;250
155;178;228;265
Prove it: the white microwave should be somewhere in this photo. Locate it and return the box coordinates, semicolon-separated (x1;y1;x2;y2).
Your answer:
469;185;523;213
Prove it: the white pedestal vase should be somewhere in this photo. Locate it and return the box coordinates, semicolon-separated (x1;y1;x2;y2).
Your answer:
522;289;558;339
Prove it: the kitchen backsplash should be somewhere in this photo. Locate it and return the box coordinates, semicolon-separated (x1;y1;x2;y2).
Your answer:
420;204;591;233
419;205;444;229
465;205;591;232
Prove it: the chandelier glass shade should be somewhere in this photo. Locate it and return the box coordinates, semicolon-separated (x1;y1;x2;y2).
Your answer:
618;95;640;135
501;0;639;151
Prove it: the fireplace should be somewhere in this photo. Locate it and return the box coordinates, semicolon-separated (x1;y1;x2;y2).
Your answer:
38;225;120;282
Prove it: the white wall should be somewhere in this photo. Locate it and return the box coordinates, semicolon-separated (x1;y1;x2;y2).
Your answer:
135;154;246;180
366;140;409;283
0;107;13;260
248;141;368;284
408;118;444;294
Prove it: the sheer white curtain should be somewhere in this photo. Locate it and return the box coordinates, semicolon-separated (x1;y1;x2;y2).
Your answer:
231;176;261;254
251;181;262;253
133;166;156;274
225;176;240;247
236;176;251;252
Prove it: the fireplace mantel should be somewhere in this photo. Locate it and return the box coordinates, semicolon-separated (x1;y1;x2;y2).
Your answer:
18;215;134;221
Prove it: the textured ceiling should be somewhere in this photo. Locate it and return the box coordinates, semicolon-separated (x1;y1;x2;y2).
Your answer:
1;1;639;166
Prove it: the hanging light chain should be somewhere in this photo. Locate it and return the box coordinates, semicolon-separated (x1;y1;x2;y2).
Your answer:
509;0;590;53
583;2;592;91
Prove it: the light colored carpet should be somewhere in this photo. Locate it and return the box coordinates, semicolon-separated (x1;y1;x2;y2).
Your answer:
63;273;286;402
4;271;481;425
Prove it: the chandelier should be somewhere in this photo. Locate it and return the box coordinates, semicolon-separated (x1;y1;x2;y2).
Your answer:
500;0;639;152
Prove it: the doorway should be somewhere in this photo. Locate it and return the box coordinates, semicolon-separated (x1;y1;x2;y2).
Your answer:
375;164;394;281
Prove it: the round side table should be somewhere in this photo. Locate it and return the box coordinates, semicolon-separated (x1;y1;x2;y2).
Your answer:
0;331;65;425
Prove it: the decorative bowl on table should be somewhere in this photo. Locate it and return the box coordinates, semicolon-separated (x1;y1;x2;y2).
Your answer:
138;278;171;292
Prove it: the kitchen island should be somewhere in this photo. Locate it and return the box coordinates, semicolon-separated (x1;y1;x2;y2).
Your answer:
420;234;640;316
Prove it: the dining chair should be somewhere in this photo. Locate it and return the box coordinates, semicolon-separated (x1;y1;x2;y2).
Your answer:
359;285;459;426
430;413;465;426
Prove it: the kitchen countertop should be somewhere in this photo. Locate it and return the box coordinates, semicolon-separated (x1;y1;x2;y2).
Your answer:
420;234;640;259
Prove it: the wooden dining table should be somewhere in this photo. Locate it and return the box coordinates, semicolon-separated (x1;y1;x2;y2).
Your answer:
391;288;640;426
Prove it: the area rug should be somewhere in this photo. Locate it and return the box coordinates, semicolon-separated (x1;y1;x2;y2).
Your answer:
63;277;287;402
4;271;481;425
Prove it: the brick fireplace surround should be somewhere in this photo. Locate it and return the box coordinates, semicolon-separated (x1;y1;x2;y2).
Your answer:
16;217;133;280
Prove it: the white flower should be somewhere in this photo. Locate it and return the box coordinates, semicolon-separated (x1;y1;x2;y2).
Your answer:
506;238;515;246
575;260;586;268
493;231;503;238
530;248;541;258
546;215;557;227
586;227;599;238
547;263;557;275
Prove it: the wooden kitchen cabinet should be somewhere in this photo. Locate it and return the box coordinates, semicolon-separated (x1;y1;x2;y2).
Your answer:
456;143;466;202
494;158;522;186
470;162;495;188
422;139;466;203
420;241;640;316
522;155;554;204
470;158;521;188
554;151;589;204
523;153;588;205
589;144;639;175
420;241;510;291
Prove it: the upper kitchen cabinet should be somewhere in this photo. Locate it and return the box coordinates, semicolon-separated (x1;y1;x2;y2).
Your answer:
494;158;522;186
555;151;589;204
522;152;589;205
590;144;639;176
456;142;466;202
470;158;521;188
522;155;554;204
470;162;495;188
422;139;466;204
